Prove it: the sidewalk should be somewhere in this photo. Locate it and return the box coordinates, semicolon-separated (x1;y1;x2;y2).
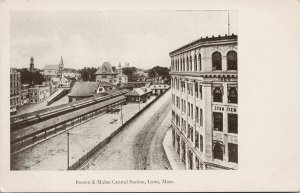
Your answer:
163;129;186;170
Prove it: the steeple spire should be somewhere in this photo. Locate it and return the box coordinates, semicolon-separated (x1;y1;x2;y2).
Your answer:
29;56;34;72
59;55;64;70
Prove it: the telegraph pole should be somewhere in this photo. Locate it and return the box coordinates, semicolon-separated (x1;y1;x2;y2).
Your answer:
67;132;70;170
121;102;123;125
228;11;230;35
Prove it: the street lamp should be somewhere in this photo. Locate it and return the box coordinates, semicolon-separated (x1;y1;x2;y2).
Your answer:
67;132;70;170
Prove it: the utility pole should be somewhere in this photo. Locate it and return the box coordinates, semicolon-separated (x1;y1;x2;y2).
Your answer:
67;132;70;170
138;100;141;112
121;102;123;125
228;11;230;35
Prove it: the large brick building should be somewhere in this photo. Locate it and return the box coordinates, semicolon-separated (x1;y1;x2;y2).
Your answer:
170;34;238;170
10;68;21;114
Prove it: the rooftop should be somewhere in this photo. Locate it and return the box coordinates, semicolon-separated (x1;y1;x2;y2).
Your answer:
125;87;152;96
43;64;59;70
68;81;100;97
95;62;118;75
169;34;238;55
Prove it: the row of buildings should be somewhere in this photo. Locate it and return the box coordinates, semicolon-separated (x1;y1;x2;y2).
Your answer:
10;68;58;114
170;34;238;170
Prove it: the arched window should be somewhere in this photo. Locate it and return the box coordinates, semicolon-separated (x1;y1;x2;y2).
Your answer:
194;55;197;71
228;87;238;104
212;51;222;70
198;53;202;71
213;142;223;160
190;56;192;71
186;57;189;71
227;50;237;70
213;87;223;102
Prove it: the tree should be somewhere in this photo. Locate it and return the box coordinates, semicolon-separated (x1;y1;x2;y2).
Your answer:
148;66;170;83
79;67;97;81
18;68;45;85
122;67;137;82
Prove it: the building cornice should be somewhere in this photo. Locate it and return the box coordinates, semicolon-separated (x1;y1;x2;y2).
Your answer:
169;34;238;56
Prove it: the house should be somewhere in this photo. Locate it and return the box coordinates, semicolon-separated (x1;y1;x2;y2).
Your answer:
124;87;152;103
60;76;77;88
95;62;118;84
68;81;105;102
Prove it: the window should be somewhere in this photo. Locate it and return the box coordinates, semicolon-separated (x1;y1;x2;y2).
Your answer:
195;131;199;148
188;102;190;116
191;104;193;120
228;87;238;104
212;51;222;70
196;107;199;123
200;108;203;126
200;135;203;152
194;55;197;71
190;56;192;71
199;85;202;99
186;57;189;71
198;53;202;71
228;114;238;133
227;50;237;70
213;141;223;160
228;143;238;163
213;87;223;102
195;82;198;98
213;112;223;131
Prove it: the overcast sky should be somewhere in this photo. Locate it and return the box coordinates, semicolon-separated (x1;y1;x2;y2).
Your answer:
10;11;237;70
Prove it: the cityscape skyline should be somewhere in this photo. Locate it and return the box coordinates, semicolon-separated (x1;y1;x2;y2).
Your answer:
10;10;237;70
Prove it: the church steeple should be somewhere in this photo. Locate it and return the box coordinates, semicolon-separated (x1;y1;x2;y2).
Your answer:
59;56;64;70
29;56;34;72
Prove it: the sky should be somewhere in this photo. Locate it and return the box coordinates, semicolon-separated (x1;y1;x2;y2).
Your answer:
10;11;237;70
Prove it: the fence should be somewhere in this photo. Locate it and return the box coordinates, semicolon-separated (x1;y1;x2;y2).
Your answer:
68;88;170;170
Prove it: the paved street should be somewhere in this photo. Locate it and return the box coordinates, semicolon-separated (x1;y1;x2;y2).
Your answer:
11;95;156;170
79;91;172;170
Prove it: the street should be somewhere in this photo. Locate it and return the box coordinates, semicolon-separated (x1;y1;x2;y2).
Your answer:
79;90;172;170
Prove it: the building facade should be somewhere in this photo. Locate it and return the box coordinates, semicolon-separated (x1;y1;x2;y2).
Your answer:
20;84;30;105
29;86;51;103
10;68;21;114
42;56;64;79
170;34;238;170
95;62;118;84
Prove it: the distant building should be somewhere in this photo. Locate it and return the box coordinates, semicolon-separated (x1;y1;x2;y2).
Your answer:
95;62;118;84
20;84;30;105
61;68;81;80
42;56;64;79
116;74;128;84
10;68;21;114
149;84;170;95
170;34;238;170
124;87;152;102
68;81;105;102
42;81;58;94
60;76;76;88
29;85;51;103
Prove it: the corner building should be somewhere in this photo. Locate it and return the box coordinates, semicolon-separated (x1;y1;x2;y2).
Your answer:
169;34;238;170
